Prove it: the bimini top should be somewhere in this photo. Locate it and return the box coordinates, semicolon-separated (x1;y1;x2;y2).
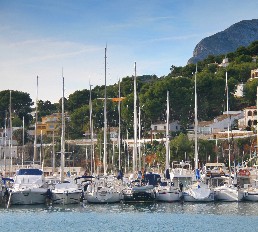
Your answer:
17;169;43;175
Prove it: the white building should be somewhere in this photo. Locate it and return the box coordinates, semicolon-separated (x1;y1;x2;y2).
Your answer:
198;111;243;135
238;106;257;129
234;83;245;98
218;58;229;68
150;121;181;139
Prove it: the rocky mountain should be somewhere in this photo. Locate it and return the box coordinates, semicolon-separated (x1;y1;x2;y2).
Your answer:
188;19;258;64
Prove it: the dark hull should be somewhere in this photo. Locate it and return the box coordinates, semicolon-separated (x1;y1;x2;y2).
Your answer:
123;191;155;203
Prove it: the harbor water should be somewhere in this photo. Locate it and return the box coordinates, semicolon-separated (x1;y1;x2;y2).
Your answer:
1;202;258;232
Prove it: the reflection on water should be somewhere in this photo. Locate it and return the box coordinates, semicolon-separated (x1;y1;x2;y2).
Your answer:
81;201;258;216
2;201;258;215
1;202;258;232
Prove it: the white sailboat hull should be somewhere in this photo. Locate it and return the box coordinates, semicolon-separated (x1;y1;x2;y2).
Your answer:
85;190;121;203
156;186;182;202
214;186;244;202
244;188;258;201
183;182;214;202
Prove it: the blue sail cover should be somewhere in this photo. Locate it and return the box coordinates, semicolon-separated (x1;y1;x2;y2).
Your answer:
195;169;200;180
144;173;161;186
17;169;43;175
165;169;170;179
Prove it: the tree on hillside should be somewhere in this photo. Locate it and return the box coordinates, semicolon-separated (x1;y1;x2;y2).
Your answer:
243;78;258;106
170;133;193;162
0;90;33;127
37;100;57;118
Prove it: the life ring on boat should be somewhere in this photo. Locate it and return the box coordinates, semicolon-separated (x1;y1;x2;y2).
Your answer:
245;170;250;176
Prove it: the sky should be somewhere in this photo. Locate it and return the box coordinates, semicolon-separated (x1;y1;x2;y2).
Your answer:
0;0;258;104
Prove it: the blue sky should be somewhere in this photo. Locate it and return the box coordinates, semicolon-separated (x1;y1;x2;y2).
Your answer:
0;0;258;103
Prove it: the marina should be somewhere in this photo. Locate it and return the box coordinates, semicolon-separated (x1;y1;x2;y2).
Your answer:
1;3;258;232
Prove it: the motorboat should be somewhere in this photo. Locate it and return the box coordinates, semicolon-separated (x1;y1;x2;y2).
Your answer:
51;180;82;204
8;168;49;205
122;172;159;203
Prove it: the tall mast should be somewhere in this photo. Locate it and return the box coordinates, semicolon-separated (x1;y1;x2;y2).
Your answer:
33;76;38;165
103;46;107;176
118;79;121;171
52;129;55;175
226;71;231;183
22;116;24;167
4;111;7;177
138;105;141;171
257;86;258;157
194;65;198;173
89;82;93;175
133;62;138;173
9;90;13;176
166;91;169;170
60;72;65;182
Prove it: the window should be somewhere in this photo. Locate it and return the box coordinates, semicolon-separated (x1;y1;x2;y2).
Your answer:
154;126;157;130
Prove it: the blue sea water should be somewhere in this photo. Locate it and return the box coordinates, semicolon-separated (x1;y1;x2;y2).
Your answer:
1;202;258;232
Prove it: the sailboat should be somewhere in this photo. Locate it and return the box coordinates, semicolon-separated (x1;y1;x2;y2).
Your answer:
155;91;182;202
51;74;82;205
84;47;122;204
183;66;214;202
122;62;157;203
213;71;244;202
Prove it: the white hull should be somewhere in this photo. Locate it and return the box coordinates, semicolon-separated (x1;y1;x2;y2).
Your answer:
8;168;48;205
183;190;214;202
85;189;121;203
51;191;81;204
214;186;244;202
244;189;258;201
51;182;82;204
183;182;214;202
156;187;182;202
10;188;47;205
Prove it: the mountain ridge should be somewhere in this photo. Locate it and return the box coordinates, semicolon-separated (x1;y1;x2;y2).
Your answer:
188;19;258;64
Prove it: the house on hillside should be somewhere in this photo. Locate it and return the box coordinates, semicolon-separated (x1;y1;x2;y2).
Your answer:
251;69;258;79
150;121;181;139
238;106;257;129
218;58;229;68
234;83;244;98
198;111;243;135
29;112;70;137
234;68;258;98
